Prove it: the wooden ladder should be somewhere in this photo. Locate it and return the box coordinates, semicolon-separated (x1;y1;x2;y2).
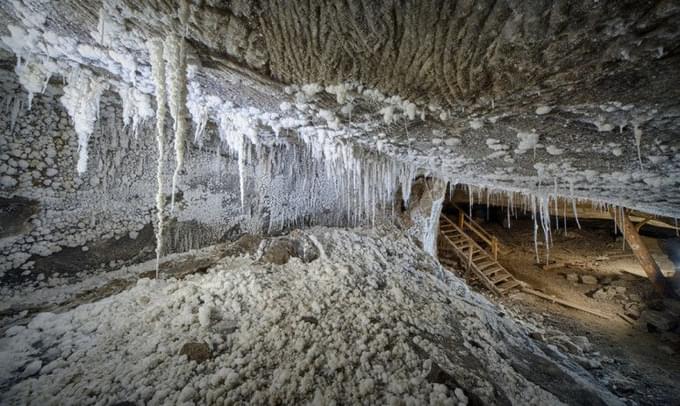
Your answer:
439;213;520;295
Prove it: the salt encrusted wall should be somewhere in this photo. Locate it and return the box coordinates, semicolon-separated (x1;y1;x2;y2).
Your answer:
0;67;350;281
0;68;225;279
400;178;447;256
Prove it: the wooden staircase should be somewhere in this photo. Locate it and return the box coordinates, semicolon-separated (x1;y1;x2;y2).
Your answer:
439;211;521;295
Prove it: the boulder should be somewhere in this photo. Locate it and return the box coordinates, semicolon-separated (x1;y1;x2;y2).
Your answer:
623;303;641;320
565;273;579;283
658;345;675;355
663;299;680;318
639;310;678;332
179;342;212;363
580;275;599;285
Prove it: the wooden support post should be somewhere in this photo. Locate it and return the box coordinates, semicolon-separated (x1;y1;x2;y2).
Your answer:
458;210;464;229
492;237;498;261
618;210;678;298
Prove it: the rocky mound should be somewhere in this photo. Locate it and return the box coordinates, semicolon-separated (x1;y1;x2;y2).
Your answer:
0;227;621;405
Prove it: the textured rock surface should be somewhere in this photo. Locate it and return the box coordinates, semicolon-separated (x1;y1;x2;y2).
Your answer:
1;0;680;280
0;66;351;279
0;0;679;218
0;226;624;405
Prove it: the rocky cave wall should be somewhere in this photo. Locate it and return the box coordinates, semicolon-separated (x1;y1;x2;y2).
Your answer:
0;64;374;281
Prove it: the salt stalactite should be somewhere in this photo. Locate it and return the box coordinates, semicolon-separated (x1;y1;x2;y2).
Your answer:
538;195;552;264
60;69;108;174
218;110;252;209
164;33;189;213
633;122;644;169
15;56;55;110
569;181;582;229
148;39;167;276
530;196;540;263
116;82;154;137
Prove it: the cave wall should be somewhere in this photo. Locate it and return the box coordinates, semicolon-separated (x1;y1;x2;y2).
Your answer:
0;67;352;281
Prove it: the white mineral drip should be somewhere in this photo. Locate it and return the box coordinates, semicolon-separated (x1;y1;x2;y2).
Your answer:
116;82;153;137
563;199;568;235
148;39;167;276
163;34;189;213
15;57;54;110
620;206;627;250
531;196;539;263
538;195;552;263
59;69;108;174
218;110;249;209
633;122;643;169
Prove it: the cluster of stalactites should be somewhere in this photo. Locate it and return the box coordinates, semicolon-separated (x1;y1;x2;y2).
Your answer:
455;184;672;263
60;69;109;174
147;0;190;274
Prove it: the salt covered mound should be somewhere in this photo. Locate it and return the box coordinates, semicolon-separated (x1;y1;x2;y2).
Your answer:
0;227;621;405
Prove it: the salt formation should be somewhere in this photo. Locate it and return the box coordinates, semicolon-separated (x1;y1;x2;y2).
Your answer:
0;227;621;405
515;131;540;156
14;57;54;110
59;69;108;174
166;1;190;212
148;39;167;275
145;1;190;272
633;123;643;169
116;83;153;136
217;110;253;210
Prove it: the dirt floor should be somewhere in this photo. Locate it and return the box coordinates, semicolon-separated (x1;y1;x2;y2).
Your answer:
440;213;680;406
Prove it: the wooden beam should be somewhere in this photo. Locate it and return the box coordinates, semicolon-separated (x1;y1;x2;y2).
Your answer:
522;288;613;320
618;210;678;298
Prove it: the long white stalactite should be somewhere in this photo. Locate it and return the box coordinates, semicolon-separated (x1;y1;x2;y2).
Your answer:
165;34;188;213
148;39;167;276
168;2;190;212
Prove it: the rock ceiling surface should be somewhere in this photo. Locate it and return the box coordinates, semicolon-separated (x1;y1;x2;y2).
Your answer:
1;0;680;217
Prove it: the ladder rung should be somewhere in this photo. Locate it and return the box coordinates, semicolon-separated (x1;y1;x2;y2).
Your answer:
498;280;520;292
483;266;502;276
492;273;511;284
477;260;495;269
479;261;498;269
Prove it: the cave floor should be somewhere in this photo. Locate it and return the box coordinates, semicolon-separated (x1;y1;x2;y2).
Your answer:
1;226;625;405
449;217;680;405
2;223;679;404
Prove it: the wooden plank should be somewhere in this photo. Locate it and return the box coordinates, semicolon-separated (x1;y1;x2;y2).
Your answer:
618;313;635;325
522;288;613;320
